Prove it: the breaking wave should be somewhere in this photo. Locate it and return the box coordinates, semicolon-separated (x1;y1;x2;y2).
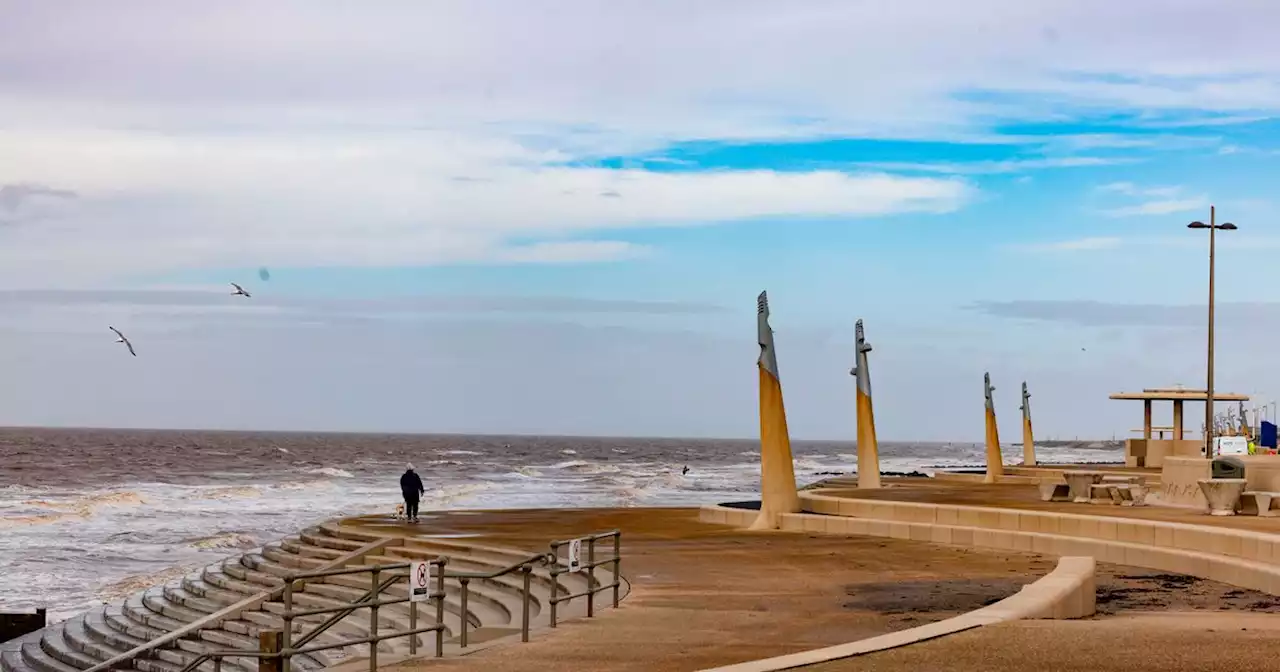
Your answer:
305;467;354;479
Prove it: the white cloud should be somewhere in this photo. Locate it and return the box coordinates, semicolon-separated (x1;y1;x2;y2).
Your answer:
1010;236;1125;253
2;1;1280;284
1094;183;1208;217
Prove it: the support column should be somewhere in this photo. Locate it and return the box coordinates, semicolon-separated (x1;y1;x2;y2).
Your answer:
1143;400;1153;440
1020;382;1036;466
1172;400;1184;441
984;373;1004;483
852;319;881;489
750;291;799;530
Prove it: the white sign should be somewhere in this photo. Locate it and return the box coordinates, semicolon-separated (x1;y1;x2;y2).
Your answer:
1216;436;1249;456
410;561;432;602
567;538;583;573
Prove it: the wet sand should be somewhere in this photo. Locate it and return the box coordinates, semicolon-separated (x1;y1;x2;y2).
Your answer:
366;507;1278;671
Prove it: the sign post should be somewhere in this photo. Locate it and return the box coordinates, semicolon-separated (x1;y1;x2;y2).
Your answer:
411;561;432;602
567;538;583;573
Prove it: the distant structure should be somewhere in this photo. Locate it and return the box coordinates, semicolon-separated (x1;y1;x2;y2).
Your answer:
1021;381;1036;466
984;373;1004;483
851;319;881;489
1109;387;1250;466
751;291;799;530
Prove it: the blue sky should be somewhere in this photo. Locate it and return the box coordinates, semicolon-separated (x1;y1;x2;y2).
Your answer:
3;1;1280;441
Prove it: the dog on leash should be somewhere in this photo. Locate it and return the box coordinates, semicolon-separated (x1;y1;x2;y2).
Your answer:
395;503;406;520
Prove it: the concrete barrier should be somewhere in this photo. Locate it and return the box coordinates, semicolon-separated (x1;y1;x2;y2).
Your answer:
694;556;1095;672
699;492;1280;596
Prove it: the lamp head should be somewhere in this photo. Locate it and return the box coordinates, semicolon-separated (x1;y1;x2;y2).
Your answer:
1188;221;1209;229
1220;222;1238;230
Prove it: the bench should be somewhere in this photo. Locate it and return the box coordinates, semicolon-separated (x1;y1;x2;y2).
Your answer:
1038;480;1071;502
1101;475;1145;486
1239;491;1280;517
1089;484;1116;505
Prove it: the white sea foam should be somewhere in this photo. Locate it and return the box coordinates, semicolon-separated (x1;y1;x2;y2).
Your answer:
305;467;354;478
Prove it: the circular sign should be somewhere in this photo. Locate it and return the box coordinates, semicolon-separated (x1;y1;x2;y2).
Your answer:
415;563;430;587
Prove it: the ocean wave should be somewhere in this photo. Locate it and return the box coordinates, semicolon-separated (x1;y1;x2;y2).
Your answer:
305;467;354;478
275;479;335;491
512;466;543;478
560;449;577;455
185;531;259;550
96;565;199;602
199;486;263;500
441;450;481;456
0;511;84;528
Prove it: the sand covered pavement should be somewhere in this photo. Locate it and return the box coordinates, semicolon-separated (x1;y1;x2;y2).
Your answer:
809;612;1280;672
365;507;1278;672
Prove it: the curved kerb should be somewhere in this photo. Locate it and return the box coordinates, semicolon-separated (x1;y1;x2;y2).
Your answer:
694;556;1095;672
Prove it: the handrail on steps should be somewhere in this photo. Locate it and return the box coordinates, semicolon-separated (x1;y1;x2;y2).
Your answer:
161;529;622;672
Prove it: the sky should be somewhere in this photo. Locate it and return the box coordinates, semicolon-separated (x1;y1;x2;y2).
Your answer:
4;1;1280;441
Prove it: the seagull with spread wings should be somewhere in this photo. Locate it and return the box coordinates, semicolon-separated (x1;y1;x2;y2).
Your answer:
231;282;251;298
109;326;136;357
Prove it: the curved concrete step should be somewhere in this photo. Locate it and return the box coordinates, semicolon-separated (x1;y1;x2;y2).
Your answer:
298;529;364;553
39;622;98;670
159;584;223;616
2;651;27;672
181;576;249;607
20;641;79;672
279;538;345;561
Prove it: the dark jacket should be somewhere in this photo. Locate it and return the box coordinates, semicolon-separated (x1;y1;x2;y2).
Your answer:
400;470;424;498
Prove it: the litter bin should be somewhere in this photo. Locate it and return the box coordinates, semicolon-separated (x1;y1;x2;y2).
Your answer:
1211;456;1246;480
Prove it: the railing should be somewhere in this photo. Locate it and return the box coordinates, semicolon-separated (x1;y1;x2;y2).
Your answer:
103;530;624;672
547;530;622;627
175;549;561;672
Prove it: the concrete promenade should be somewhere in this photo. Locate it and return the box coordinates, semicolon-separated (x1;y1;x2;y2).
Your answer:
374;498;1280;671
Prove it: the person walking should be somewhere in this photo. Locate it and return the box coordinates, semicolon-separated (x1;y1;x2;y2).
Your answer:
400;463;425;523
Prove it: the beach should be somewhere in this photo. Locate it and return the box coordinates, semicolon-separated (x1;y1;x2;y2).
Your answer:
0;427;1122;621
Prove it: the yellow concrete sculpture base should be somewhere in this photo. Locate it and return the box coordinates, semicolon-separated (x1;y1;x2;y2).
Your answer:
751;366;800;530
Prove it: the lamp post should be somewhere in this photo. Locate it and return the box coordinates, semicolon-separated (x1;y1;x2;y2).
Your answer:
1189;206;1237;456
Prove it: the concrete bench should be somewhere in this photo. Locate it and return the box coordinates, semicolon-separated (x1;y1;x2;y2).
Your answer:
1238;491;1280;517
1037;480;1071;502
1101;475;1144;486
1088;484;1116;505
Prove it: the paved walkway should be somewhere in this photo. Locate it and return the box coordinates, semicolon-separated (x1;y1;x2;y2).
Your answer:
372;508;1060;672
805;612;1280;672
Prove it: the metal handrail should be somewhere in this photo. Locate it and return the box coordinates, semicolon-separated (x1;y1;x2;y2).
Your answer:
174;550;563;672
546;530;622;628
155;532;620;672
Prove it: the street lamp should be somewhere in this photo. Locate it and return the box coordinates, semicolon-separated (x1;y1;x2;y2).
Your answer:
1189;206;1237;455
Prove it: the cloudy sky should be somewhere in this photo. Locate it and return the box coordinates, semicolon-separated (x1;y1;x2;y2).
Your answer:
3;0;1280;441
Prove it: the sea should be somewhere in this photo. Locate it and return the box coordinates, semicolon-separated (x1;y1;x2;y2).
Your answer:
0;427;1123;622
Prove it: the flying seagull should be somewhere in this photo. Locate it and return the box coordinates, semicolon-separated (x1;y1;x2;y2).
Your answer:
231;282;251;298
109;326;136;357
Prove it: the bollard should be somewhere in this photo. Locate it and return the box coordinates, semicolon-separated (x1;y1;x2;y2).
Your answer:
258;631;283;672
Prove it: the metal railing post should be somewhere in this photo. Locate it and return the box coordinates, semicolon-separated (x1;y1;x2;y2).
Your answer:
520;565;532;643
369;568;380;672
434;558;446;657
586;538;596;618
549;542;561;628
612;532;621;608
281;576;293;672
213;656;222;672
459;578;470;648
408;570;417;656
259;631;282;672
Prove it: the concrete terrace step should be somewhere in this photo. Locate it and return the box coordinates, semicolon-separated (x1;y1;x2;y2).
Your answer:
159;585;224;616
298;529;365;553
279;538;346;561
39;622;99;670
20;642;79;672
180;576;249;606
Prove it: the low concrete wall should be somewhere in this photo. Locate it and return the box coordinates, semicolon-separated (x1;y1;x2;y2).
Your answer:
1161;456;1212;508
700;490;1280;596
1128;439;1204;468
0;610;45;645
694;556;1095;672
1237;455;1280;491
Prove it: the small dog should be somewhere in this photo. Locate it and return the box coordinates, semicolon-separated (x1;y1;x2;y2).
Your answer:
395;503;406;520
